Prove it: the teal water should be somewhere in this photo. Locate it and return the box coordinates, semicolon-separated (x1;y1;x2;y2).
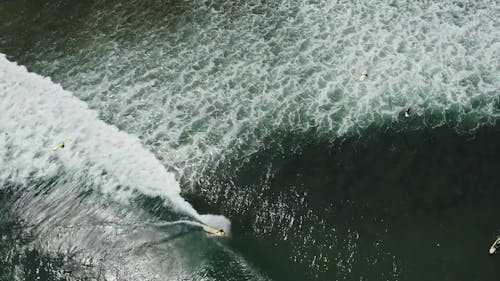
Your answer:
1;0;499;280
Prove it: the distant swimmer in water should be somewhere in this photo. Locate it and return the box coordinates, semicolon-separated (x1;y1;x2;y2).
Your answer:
202;225;226;237
359;70;368;81
404;107;411;118
489;237;500;254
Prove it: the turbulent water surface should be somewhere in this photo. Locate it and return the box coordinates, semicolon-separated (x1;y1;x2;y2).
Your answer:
1;0;499;280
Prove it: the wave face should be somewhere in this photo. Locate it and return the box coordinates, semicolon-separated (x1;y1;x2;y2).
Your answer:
1;0;500;280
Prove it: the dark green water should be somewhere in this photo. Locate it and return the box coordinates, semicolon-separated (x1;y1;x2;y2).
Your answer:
187;124;500;281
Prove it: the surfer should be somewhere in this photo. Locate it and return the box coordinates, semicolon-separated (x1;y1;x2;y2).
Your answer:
53;140;68;151
489;237;500;254
360;70;368;81
404;107;411;118
202;225;226;237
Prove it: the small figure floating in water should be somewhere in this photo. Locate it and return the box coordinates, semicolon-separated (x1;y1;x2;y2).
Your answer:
359;70;368;81
53;140;68;151
404;107;411;118
202;225;226;237
489;237;500;254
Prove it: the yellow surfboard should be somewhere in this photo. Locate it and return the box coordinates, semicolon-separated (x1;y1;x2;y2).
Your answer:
53;140;68;151
202;225;226;237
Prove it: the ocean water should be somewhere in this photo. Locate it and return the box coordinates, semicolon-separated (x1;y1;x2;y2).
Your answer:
1;0;499;280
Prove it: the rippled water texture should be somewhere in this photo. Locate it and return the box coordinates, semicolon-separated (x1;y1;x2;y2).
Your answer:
1;0;498;177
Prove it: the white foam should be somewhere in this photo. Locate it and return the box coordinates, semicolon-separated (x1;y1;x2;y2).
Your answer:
0;54;228;228
30;0;499;180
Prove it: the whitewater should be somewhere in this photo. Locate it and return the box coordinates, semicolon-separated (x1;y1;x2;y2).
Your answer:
0;53;230;229
14;0;498;182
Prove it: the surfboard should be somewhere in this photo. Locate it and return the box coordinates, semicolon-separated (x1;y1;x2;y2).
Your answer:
489;237;500;254
202;225;226;237
53;140;67;151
